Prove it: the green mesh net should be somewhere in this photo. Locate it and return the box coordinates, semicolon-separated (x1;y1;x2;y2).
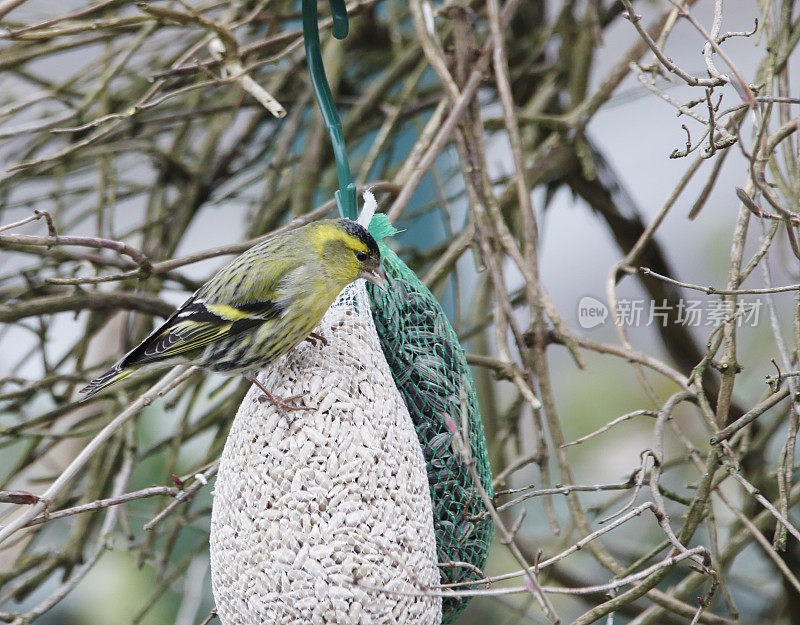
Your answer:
366;236;494;624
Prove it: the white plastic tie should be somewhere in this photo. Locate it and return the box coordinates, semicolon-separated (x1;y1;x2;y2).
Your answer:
356;189;377;228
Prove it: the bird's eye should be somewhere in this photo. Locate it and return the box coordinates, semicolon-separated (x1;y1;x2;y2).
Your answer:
355;251;368;262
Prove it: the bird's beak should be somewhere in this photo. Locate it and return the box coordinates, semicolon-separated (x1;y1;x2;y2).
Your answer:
362;264;388;290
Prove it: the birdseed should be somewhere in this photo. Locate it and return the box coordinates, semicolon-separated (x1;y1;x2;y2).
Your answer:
210;281;442;625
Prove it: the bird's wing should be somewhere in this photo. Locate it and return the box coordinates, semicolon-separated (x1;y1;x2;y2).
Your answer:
122;233;302;367
120;297;282;367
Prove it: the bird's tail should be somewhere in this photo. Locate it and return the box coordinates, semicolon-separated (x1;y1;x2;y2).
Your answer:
79;366;134;400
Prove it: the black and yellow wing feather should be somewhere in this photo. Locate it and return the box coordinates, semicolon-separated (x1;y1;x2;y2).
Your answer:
122;299;274;365
79;296;282;399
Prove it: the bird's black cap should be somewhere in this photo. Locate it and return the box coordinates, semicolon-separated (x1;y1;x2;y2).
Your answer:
336;218;380;257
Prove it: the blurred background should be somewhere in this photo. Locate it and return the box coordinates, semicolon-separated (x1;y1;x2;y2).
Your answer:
1;1;799;623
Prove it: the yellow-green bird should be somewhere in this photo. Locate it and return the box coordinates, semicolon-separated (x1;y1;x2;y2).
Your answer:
80;219;386;403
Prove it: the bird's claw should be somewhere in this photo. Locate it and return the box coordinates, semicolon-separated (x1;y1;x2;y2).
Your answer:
248;376;316;418
257;392;314;412
304;331;328;347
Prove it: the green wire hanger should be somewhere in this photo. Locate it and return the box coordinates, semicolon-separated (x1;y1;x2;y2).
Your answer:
302;0;358;220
